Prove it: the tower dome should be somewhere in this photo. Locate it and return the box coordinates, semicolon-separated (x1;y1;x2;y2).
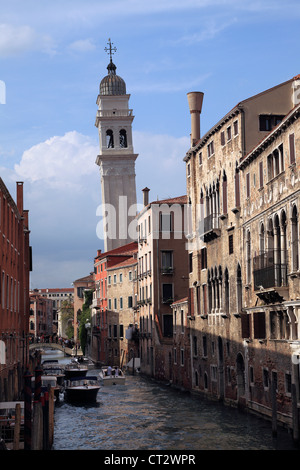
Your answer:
100;59;126;96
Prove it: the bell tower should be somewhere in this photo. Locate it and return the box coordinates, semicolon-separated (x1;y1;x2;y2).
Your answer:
95;39;138;251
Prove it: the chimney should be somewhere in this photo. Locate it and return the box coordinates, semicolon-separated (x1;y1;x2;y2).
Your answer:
187;92;204;146
142;187;150;207
16;182;24;215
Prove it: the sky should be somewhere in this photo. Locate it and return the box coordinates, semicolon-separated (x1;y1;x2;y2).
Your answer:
0;0;299;289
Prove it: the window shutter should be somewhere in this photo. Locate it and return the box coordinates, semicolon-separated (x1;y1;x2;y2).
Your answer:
289;133;295;164
253;312;266;339
241;313;250;338
246;173;250;198
259;161;263;188
189;287;194;316
235;170;240;207
223;174;227;214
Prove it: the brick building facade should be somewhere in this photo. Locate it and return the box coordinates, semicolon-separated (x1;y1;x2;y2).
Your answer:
136;192;189;381
91;242;138;366
29;291;53;340
0;180;31;401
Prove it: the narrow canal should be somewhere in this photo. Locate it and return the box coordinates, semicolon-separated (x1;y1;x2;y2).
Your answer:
43;350;296;451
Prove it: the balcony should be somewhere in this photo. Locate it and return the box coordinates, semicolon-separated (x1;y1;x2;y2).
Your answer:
253;250;288;303
200;213;221;242
160;267;174;275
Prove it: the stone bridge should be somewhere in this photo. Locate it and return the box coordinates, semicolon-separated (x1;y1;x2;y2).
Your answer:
29;342;78;356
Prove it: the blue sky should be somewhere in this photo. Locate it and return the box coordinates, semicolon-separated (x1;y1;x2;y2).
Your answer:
0;0;299;288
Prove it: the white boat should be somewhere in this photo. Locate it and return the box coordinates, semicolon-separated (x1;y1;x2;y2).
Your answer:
99;367;126;386
65;376;100;403
42;362;65;386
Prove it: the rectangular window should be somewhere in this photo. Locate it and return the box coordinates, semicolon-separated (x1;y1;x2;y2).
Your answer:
246;172;250;198
199;152;202;165
253;312;266;339
263;368;269;389
235;170;240;208
233;120;239;136
201;247;207;269
128;296;133;308
189;252;193;273
180;349;184;366
161;251;173;270
113;274;117;284
160;213;172;232
227;126;231;141
289;133;295;164
120;324;124;338
119;273;123;283
162;283;173;303
221;131;225;146
207;141;214;157
229;234;233;254
120;297;123;309
174;348;177;365
259;161;264;188
114;298;117;310
108;298;112;310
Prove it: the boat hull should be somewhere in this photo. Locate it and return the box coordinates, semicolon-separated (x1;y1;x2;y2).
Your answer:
65;386;100;403
102;376;126;386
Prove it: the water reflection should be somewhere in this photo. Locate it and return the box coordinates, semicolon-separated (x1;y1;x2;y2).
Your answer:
43;350;296;450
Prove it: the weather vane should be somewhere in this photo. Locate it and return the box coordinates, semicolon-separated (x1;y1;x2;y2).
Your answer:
105;38;117;61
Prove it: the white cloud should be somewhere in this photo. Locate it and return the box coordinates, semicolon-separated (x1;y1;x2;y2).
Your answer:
10;129;188;287
68;38;96;52
0;24;56;57
14;131;98;189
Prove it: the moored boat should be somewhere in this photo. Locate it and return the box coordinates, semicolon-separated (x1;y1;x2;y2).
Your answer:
99;367;126;386
42;362;65;386
64;376;100;403
64;359;88;379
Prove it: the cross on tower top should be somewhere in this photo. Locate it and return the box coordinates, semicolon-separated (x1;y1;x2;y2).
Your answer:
104;38;117;62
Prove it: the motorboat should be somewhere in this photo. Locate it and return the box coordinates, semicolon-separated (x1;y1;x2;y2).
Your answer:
64;376;100;403
64;359;88;379
31;375;61;399
99;367;126;386
42;362;65;386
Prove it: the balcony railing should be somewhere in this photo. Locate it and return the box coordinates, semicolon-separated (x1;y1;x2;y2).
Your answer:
253;250;288;289
199;213;221;242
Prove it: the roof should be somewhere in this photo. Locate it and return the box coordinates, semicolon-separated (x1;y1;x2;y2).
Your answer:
95;241;138;261
37;288;74;293
73;274;94;284
238;102;300;170
184;74;300;159
171;297;188;306
150;195;187;205
100;60;126;96
107;256;137;271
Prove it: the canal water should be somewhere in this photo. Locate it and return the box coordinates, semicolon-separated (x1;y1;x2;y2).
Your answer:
43;350;296;451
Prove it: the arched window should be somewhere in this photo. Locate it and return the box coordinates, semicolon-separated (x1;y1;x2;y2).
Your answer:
222;170;227;215
246;230;251;284
292;205;299;271
237;263;242;314
224;268;229;315
119;129;127;148
106;129;114;148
